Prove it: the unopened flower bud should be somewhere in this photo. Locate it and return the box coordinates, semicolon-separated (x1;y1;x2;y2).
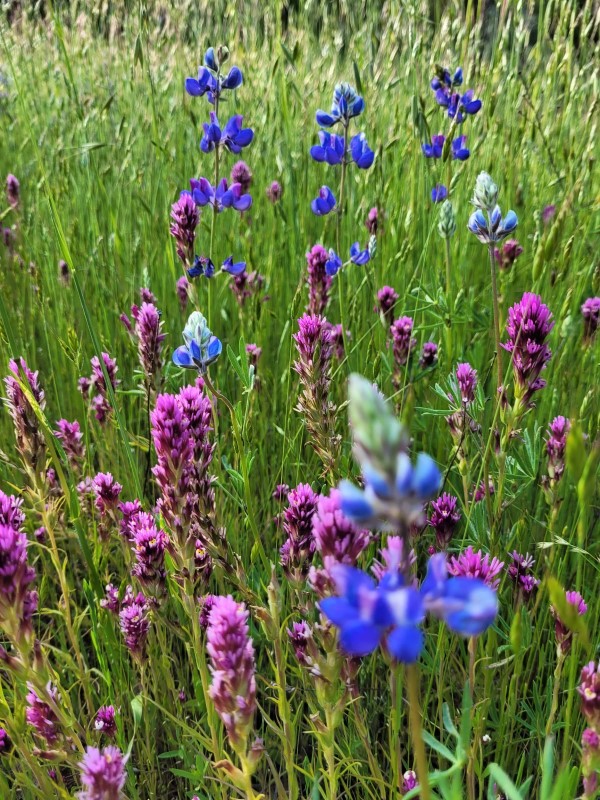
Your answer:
472;172;499;212
437;199;456;239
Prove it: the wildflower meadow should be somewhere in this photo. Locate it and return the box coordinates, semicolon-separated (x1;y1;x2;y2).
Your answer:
0;1;599;798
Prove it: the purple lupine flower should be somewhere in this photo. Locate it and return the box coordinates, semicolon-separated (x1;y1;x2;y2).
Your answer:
365;207;379;235
502;293;554;409
376;286;399;327
198;594;216;631
131;302;165;390
287;620;315;668
25;683;61;744
579;662;600;728
402;770;418;794
94;706;117;738
187;177;252;213
551;590;587;655
266;180;282;203
176;276;190;312
581;297;600;343
494;239;523;271
92;473;122;517
431;184;448;203
5;358;46;473
170;193;199;268
456;362;477;405
130;512;167;593
390;316;417;389
0;728;10;753
119;594;151;662
78;745;127;800
506;551;539;599
117;499;143;540
419;342;438;368
371;536;417;581
206;595;257;747
309;489;370;595
306;244;332;315
542;205;556;225
280;483;319;577
55;419;85;471
428;493;460;549
448;546;504;590
6;174;19;208
545;416;571;483
293;315;339;475
230;161;252;194
311;185;336;216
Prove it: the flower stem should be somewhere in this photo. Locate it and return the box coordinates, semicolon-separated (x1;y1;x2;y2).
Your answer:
488;244;503;399
546;650;565;737
406;664;431;800
444;236;453;364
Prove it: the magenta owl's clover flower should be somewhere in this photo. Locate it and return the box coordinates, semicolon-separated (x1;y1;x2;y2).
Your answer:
94;706;117;738
119;594;151;663
545;416;571;483
419;341;438;368
177;382;216;519
390;316;417;389
266;180;282;203
130;512;167;594
506;551;539;600
581;297;600;343
306;244;332;315
55;419;85;471
176;276;190;312
170;193;199;268
579;662;600;728
25;683;61;745
131;302;165;390
139;287;157;305
494;239;523;271
324;322;348;360
428;493;461;549
375;286;399;327
117;499;143;540
0;502;38;641
0;727;10;753
371;535;416;582
77;745;127;800
280;483;320;577
287;620;314;667
79;353;119;426
100;584;120;614
542;204;556;225
230;160;252;193
448;546;504;590
198;594;216;631
402;770;418;794
502;292;554;410
366;206;379;235
582;728;600;799
206;595;257;748
92;473;122;518
456;362;477;405
5;357;46;473
6;174;19;208
551;590;587;655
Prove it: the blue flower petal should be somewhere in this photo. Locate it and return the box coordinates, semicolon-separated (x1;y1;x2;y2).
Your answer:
387;625;423;663
338;480;373;522
339;620;381;656
411;453;442;498
316;110;337;127
172;346;194;368
319;596;359;626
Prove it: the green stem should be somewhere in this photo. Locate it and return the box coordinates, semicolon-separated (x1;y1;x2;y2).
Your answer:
406;664;431;800
488;243;503;399
546;650;565;737
336;122;350;369
444;236;453;363
324;706;338;800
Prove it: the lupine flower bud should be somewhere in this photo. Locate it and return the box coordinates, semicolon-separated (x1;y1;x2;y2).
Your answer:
376;286;399;327
551;590;587;655
448;546;504;590
5;358;46;474
207;595;257;748
306;245;332;315
78;745;127;800
545;416;570;483
581;297;600;343
456;362;477;405
472;172;498;212
6;174;19;208
170;193;199;268
280;483;319;576
428;493;460;549
266;180;282;203
176;276;190;312
94;706;117;738
25;683;61;744
437;199;456;238
55;419;85;471
419;341;438;368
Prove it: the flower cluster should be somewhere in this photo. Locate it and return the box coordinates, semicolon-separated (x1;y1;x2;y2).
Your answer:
545;415;570;484
390;316;417;389
376;286;399;327
122;295;166;391
25;683;61;744
95;706;117;738
118;590;151;663
428;493;461;550
77;745;127;800
581;296;600;343
280;483;319;577
0;490;37;642
4;358;46;474
494;239;523;271
55;419;85;472
506;551;539;600
320;552;497;661
551;590;587;655
306;244;331;315
130;512;168;595
468;172;518;245
172;311;222;374
79;352;120;426
448;546;504;590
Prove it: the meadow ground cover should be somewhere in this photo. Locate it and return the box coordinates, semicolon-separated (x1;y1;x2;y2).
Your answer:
0;0;599;797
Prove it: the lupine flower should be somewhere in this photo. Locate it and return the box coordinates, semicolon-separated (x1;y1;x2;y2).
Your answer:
422;134;469;160
130;512;167;593
502;292;554;409
431;68;481;121
448;546;504;590
311;185;336;216
119;593;151;662
293;315;339;475
468;206;518;244
185;49;243;103
431;184;448;203
0;728;10;753
280;483;319;575
172;311;222;373
206;595;257;747
309;489;370;594
187;255;216;279
316;83;364;127
310;131;345;165
542;204;556;225
430;66;463;95
200;113;254;154
545;416;571;483
78;745;127;800
429;493;460;549
25;683;61;744
187;177;252;213
306;244;332;315
579;662;600;728
321;553;497;660
95;706;117;738
325;241;371;276
132;302;165;389
55;419;85;471
221;255;247;276
376;286;399;326
506;551;539;599
419;342;438;368
552;590;587;654
456;362;477;404
402;770;418;794
170;193;199;267
366;206;379;235
230;160;252;193
581;297;600;342
176;276;190;312
349;133;375;168
5;358;46;473
494;239;523;271
471;172;498;213
6;174;19;208
266;180;282;203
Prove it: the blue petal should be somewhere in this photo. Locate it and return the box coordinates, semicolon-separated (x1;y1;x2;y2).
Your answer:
204;47;218;71
387;625;423;663
206;336;222;361
221;66;243;90
442;579;498;636
385;586;425;626
351;96;365;117
338;480;373;522
464;99;482;114
362;464;392;498
411;453;442;498
339;620;381;656
319;597;359;627
185;78;204;96
395;452;413;495
502;210;518;232
172;346;194;368
310;145;327;162
221;256;246;276
316;110;337;127
420;553;448;599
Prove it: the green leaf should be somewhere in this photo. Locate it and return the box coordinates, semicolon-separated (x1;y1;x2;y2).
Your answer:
510;609;523;655
487;764;525;799
566;423;586;483
421;731;457;765
131;694;144;725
